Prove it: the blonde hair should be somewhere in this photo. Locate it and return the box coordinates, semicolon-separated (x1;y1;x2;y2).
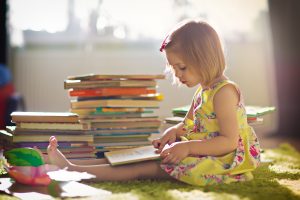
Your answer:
162;19;226;86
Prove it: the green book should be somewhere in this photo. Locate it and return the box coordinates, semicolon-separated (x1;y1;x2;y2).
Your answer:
172;105;276;118
172;105;190;117
245;106;276;117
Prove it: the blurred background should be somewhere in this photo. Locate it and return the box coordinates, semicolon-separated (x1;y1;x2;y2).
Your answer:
0;0;299;142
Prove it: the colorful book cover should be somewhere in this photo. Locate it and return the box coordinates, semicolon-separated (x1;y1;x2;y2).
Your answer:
69;88;156;97
64;79;158;89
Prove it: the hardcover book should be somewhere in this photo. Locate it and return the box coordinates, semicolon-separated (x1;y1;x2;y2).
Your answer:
64;80;158;89
70;107;147;116
16;122;90;130
90;120;161;129
11;112;79;123
70;99;160;109
245;106;276;117
80;117;159;123
12;134;93;143
94;140;151;148
67;74;165;80
69;88;156;97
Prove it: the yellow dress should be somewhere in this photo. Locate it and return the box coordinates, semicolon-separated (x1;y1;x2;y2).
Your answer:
161;80;260;186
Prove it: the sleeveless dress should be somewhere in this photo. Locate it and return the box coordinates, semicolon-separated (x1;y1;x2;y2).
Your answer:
160;80;260;186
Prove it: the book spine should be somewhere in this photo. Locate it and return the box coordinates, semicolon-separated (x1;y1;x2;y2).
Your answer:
11;116;79;123
13;135;93;142
69;88;156;97
71;100;160;109
17;122;91;130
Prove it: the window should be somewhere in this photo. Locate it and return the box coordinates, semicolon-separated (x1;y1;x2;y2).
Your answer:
8;0;268;47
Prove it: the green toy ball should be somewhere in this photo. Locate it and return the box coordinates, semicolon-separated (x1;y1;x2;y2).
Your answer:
4;147;45;167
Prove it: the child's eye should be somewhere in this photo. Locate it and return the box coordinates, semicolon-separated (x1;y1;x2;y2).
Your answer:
179;67;186;71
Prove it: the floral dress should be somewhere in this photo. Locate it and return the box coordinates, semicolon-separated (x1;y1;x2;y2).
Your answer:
161;80;260;186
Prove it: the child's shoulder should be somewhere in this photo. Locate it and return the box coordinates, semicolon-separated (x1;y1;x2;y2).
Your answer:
213;80;241;104
212;79;240;92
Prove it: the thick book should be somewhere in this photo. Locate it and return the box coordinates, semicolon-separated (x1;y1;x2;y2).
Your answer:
70;107;147;116
70;99;160;109
67;74;165;81
12;134;93;143
104;145;161;166
86;127;159;135
245;106;276;117
80;117;159;123
94;134;150;143
16;122;90;130
172;105;190;117
90;120;161;129
69;88;156;97
6;126;89;135
97;107;145;113
63;153;97;159
33;146;95;154
75;93;164;101
11;112;79;123
164;116;185;124
79;113;156;121
64;79;157;89
94;140;151;148
15;141;89;148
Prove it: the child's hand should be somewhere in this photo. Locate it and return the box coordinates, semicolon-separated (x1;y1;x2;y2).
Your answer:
160;142;189;164
152;126;177;153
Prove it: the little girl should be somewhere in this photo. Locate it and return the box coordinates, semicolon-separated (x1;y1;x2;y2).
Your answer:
46;19;260;186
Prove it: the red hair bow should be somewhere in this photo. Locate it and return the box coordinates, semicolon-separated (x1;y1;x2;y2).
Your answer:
159;35;171;52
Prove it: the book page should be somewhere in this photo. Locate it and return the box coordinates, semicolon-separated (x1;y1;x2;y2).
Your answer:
105;145;161;165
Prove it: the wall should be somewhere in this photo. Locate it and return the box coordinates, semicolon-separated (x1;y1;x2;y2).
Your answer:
11;41;278;134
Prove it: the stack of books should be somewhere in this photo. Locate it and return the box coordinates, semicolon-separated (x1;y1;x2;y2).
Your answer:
244;106;276;124
65;74;165;157
165;105;276;126
6;112;96;159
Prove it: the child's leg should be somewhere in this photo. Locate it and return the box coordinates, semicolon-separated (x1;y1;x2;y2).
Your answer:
34;147;109;165
69;160;170;181
47;136;171;181
70;158;109;165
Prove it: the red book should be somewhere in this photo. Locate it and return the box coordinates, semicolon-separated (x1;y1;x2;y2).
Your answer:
69;88;156;97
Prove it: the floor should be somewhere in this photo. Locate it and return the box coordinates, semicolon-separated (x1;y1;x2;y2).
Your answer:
258;131;300;151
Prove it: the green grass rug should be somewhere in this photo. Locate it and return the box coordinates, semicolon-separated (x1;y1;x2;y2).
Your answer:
1;144;299;200
91;143;300;200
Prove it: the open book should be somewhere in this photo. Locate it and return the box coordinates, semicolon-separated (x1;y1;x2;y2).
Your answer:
104;145;161;166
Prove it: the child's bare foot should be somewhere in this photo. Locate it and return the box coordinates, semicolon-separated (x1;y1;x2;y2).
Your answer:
47;136;72;169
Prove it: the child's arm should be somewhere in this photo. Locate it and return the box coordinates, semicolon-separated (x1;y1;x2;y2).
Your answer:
164;98;195;139
153;100;194;152
161;85;240;163
186;84;240;156
175;99;194;138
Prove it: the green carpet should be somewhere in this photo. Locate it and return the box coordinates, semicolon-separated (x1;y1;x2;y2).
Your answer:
1;144;300;200
92;143;300;200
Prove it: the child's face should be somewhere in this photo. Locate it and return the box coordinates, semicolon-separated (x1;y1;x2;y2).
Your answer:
165;51;202;87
